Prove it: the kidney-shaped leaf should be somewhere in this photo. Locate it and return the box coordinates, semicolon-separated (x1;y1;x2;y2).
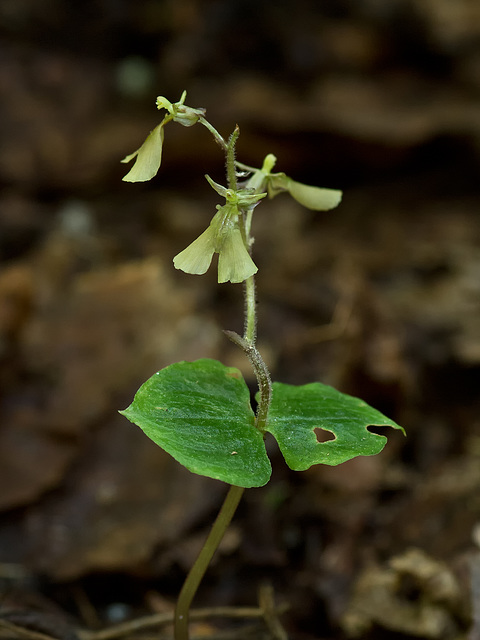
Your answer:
120;359;271;487
264;382;405;471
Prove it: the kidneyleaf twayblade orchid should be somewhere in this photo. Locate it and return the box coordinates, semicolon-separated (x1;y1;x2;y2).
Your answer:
173;177;266;284
244;154;342;211
120;93;404;640
121;91;205;182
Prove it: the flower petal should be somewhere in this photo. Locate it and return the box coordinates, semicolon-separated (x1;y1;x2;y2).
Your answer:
173;226;216;275
268;173;342;211
218;228;258;284
243;154;277;192
286;178;342;211
205;174;229;198
244;168;266;193
122;123;164;182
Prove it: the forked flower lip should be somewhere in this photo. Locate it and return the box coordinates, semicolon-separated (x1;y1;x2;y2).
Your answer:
173;205;257;284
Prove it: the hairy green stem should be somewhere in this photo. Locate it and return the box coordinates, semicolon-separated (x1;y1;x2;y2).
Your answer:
174;485;245;640
244;275;257;344
223;330;272;434
198;117;227;151
226;126;240;190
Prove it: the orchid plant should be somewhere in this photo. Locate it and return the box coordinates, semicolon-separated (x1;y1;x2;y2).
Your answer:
120;92;404;640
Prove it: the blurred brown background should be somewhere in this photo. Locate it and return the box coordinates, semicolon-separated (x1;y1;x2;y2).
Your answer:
1;1;480;639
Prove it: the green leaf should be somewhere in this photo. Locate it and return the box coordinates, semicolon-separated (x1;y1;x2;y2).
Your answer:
268;173;342;211
264;382;404;470
121;122;165;182
120;360;403;486
120;359;271;487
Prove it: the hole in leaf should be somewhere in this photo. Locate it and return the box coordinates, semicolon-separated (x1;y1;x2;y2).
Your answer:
314;427;336;443
366;425;388;436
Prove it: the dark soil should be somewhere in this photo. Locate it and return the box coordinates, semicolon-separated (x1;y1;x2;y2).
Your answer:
1;2;480;639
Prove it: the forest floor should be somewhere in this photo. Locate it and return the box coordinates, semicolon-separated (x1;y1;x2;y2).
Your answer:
1;2;480;639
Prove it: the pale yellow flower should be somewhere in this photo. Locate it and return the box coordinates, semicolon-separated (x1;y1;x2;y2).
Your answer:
173;204;257;284
245;154;343;211
121;91;205;182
